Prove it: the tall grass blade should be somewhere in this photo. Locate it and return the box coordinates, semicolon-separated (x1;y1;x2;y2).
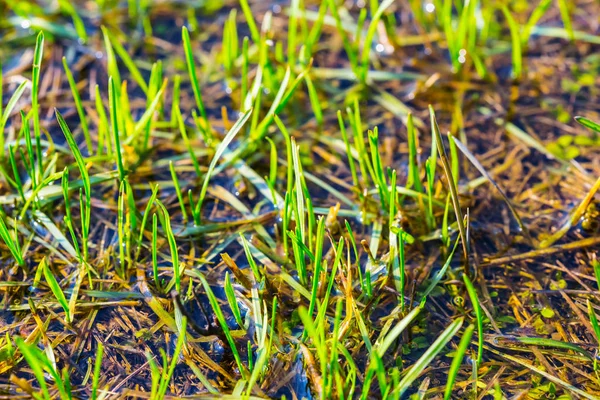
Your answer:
444;324;475;400
462;274;483;364
182;26;210;133
398;317;464;395
198;273;248;379
430;107;469;271
194;108;252;222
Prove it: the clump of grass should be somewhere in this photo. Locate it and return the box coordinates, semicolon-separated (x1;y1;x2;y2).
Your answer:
0;1;599;398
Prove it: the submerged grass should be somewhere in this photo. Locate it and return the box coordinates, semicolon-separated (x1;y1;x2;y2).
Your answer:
0;0;599;399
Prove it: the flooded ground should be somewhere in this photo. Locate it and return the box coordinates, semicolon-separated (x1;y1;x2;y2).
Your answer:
1;0;600;398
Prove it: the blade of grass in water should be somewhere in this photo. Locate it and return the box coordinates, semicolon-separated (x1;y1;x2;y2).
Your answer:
91;342;104;400
305;74;323;127
175;108;202;179
135;184;158;262
531;26;600;44
462;274;483;364
133;81;166;137
504;121;563;163
152;213;160;289
15;337;52;400
101;27;121;87
194;108;252;223
225;271;244;329
287;0;299;68
489;334;592;359
298;307;327;396
326;0;358;75
41;257;71;323
398;317;464;395
56;0;87;42
391;239;456;316
109;77;126;181
444;324;475;400
587;300;600;344
182;26;210;134
375;303;423;358
156;318;187;398
35;209;78;259
198;273;248;379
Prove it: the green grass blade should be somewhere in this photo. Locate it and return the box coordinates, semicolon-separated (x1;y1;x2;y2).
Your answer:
407;113;423;193
169;161;188;222
0;213;24;266
375;304;423;358
109;77;126;181
556;0;574;42
225;271;244;329
501;7;522;80
41;257;71;322
182;26;210;133
462;274;483;364
398;317;464;395
91;341;104;400
101;26;121;87
239;0;259;43
55;109;91;244
14;337;51;400
198;273;247;379
31;31;44;177
587;300;600;345
0;80;27;158
522;0;553;47
360;0;395;83
104;30;148;93
575;116;600;134
444;324;475;400
157;318;187;397
194;108;252;222
56;0;87;42
156;201;180;293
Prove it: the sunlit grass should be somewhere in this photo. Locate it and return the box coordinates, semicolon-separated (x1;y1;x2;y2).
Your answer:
0;0;598;398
